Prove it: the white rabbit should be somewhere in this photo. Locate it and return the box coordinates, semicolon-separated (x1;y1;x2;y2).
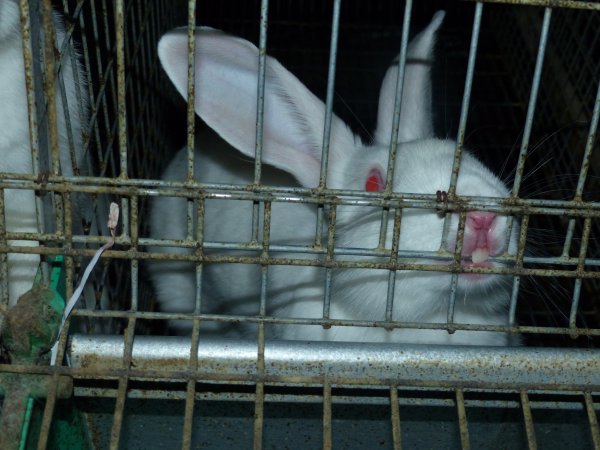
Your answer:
150;11;519;345
0;1;87;305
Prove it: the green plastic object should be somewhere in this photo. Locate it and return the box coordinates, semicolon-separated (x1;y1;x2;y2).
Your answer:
23;398;92;450
11;257;92;450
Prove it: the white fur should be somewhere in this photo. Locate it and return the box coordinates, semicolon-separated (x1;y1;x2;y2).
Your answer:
0;1;87;305
150;11;520;345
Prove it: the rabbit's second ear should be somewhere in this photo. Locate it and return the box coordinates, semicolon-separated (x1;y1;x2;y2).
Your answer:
158;28;356;188
374;11;445;145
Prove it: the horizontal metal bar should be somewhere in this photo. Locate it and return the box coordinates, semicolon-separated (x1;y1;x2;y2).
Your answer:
0;175;598;216
68;335;600;390
65;309;600;337
71;385;597;412
466;0;600;11
139;252;600;277
2;232;600;270
1;241;599;279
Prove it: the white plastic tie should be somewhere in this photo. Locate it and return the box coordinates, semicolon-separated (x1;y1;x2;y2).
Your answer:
50;202;119;365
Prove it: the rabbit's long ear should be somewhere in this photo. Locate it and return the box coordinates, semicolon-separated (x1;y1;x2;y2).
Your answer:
158;27;356;188
374;11;445;145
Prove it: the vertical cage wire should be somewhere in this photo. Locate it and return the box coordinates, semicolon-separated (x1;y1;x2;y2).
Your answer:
455;388;471;450
111;0;132;429
520;389;538;450
511;7;552;197
584;392;600;449
389;386;402;450
323;381;333;450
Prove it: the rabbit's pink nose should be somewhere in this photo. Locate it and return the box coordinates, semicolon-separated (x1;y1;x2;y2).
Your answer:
467;211;496;229
463;212;497;262
467;212;496;248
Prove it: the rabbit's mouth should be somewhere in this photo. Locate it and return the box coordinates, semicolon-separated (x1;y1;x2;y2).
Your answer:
470;247;489;264
457;254;511;285
462;260;493;269
460;260;494;283
428;253;508;282
463;247;493;269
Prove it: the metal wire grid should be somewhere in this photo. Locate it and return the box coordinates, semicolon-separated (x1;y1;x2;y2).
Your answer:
0;0;599;448
134;0;600;339
0;0;161;315
89;0;179;330
67;0;177;326
490;5;600;341
493;7;599;205
0;0;175;328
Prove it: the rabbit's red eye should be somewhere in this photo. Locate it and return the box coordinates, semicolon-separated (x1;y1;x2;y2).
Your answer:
365;168;385;192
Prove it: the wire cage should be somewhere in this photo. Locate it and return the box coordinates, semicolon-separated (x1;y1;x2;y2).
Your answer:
0;0;599;449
